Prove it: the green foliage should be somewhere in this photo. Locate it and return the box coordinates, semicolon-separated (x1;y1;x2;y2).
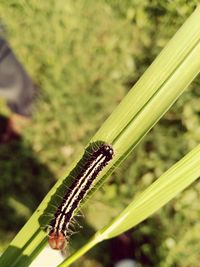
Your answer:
0;1;200;266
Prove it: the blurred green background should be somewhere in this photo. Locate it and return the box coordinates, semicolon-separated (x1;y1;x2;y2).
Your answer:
0;1;200;266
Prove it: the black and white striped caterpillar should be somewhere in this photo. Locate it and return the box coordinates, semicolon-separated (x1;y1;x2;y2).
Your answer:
48;143;114;250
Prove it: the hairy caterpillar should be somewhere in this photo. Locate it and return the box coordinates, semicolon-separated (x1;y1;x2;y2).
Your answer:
48;143;114;250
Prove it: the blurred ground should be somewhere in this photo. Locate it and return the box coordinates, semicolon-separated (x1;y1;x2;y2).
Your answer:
0;1;200;266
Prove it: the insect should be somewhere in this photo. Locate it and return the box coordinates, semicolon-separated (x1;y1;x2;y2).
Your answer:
48;143;114;250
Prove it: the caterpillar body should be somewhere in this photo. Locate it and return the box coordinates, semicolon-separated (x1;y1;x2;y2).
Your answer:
48;143;114;250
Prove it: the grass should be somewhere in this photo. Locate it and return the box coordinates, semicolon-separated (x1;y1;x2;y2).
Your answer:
0;1;200;267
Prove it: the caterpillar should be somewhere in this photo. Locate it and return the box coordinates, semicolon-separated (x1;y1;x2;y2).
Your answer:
48;143;114;250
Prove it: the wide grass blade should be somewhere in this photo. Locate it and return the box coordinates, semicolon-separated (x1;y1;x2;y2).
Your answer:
59;144;200;267
1;6;200;267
